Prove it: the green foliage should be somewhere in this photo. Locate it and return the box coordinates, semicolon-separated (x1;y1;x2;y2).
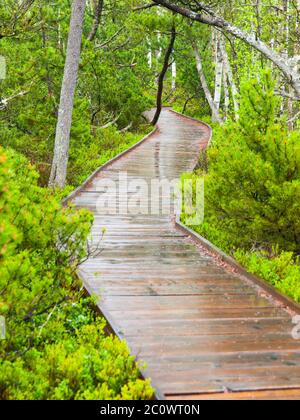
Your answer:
0;320;152;400
203;71;300;254
181;71;300;302
0;148;153;400
238;71;280;138
68;125;151;187
0;0;153;186
235;250;300;303
0;147;92;354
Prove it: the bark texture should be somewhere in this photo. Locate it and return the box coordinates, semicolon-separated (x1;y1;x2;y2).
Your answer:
213;33;223;116
193;42;222;124
49;0;86;188
220;39;239;119
88;0;104;42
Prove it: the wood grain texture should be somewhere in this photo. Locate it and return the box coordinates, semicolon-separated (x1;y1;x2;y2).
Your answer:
72;108;300;400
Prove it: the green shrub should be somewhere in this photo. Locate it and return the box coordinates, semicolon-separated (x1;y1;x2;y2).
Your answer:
68;125;151;187
0;148;153;400
0;320;152;400
235;250;300;303
203;71;300;254
181;70;300;303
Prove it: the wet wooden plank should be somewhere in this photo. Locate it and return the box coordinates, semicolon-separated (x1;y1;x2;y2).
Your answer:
166;389;300;400
148;365;300;394
72;108;300;400
108;307;290;321
141;351;300;368
94;285;256;296
117;318;293;337
101;295;274;311
127;334;300;357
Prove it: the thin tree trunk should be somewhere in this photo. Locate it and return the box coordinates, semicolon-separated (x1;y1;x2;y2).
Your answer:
172;60;177;90
151;23;176;125
147;36;153;68
39;5;54;100
88;0;103;41
192;42;222;124
220;38;239;119
255;0;262;39
223;66;229;119
213;34;223;113
182;95;195;114
58;7;64;51
49;0;86;188
157;32;162;61
283;0;294;129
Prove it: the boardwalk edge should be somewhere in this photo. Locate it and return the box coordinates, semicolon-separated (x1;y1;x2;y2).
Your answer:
173;110;300;315
64;108;300;401
62;125;159;206
62;120;164;400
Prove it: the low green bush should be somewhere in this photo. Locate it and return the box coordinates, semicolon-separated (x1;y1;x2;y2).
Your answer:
68;125;151;187
0;114;151;188
0;319;152;400
0;147;153;400
181;70;300;303
204;73;300;254
235;250;300;303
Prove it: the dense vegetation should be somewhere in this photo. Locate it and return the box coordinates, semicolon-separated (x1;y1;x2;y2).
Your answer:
182;71;300;302
0;1;154;186
0;0;300;400
0;147;153;399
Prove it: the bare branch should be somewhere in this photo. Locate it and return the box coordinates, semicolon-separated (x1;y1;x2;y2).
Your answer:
151;0;300;97
95;27;124;49
0;87;32;110
98;112;122;129
133;3;159;11
275;90;300;101
120;121;133;132
287;111;300;124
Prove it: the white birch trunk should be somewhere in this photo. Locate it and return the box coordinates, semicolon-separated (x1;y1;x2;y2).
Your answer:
153;0;300;97
148;49;152;68
214;34;223;112
223;66;230;119
172;60;177;90
157;32;162;61
220;39;239;119
285;0;294;129
192;42;222;124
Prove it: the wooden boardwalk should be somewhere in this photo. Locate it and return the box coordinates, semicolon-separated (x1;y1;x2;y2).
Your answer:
72;108;300;400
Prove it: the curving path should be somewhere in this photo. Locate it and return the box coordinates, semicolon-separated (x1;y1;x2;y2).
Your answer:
72;108;300;400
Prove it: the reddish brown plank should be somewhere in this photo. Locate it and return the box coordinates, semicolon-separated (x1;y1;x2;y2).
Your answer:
166;389;300;400
71;108;300;400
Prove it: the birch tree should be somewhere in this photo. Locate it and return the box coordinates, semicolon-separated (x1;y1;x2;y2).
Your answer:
223;65;230;119
213;33;223;115
49;0;86;188
172;60;177;90
192;41;222;123
220;38;239;119
151;0;300;98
